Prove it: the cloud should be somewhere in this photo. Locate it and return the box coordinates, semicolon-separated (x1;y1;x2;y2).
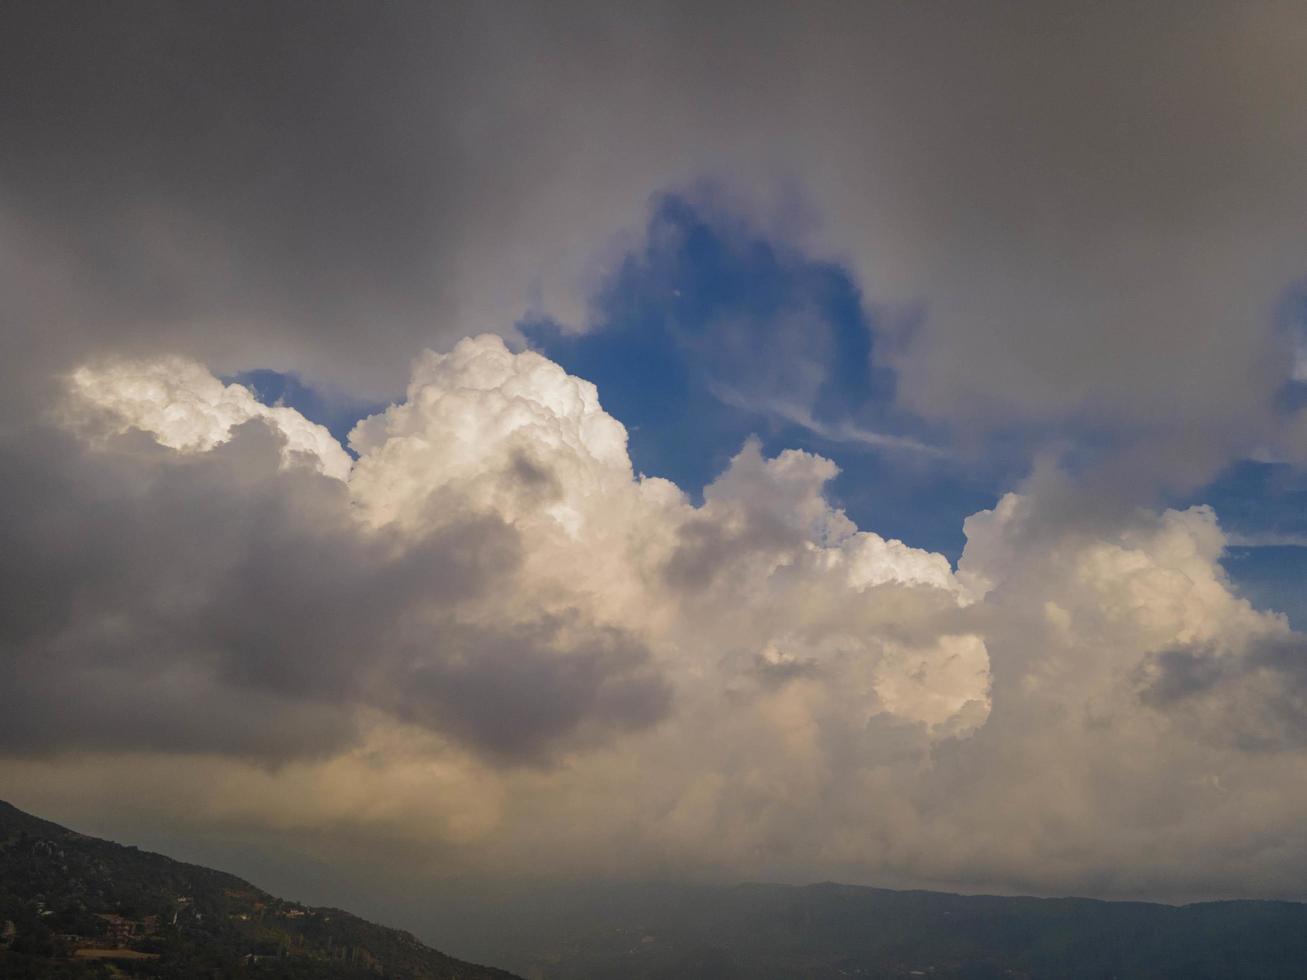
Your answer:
384;616;670;764
3;335;985;770
1138;635;1307;752
0;420;514;762
526;192;944;503
346;335;641;533
65;355;354;479
7;0;1307;904
8;0;1306;473
708;381;945;457
0;350;679;764
6;337;1307;898
11;336;978;775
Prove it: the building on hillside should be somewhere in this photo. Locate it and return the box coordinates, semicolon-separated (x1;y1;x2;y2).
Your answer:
95;914;136;945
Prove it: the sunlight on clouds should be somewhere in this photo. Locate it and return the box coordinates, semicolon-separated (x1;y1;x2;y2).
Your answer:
27;334;1307;895
347;335;652;533
65;355;353;480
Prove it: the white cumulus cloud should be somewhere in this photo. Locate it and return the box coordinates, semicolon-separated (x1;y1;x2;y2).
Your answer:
65;355;353;480
14;334;1307;900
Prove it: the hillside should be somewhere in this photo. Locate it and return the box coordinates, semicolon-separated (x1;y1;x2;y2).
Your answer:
0;800;518;980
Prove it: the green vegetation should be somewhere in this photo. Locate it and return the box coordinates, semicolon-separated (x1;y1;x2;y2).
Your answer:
0;801;516;980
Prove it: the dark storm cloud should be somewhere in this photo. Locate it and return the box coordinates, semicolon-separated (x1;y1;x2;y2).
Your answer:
6;0;1307;461
10;1;1307;901
0;415;668;763
503;451;563;506
662;508;802;592
748;652;821;688
1139;636;1307;751
387;617;671;765
1;1;458;389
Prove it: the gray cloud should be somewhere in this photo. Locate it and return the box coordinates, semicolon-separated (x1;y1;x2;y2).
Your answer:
1139;636;1307;752
747;651;821;688
0;413;668;764
386;616;670;764
5;0;1307;476
662;508;802;592
7;0;1307;904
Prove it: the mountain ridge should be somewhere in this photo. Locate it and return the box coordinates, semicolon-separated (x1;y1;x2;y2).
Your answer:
416;875;1307;979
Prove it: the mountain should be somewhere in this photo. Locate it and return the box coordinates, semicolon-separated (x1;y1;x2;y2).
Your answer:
0;800;518;980
416;879;1307;980
8;797;1307;980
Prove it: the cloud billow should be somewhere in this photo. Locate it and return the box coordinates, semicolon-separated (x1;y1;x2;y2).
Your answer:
0;374;666;764
2;335;1303;899
6;0;1307;898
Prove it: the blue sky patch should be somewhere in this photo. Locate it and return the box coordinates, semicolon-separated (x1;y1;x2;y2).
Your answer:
227;369;386;450
232;195;1306;592
1180;460;1307;629
525;192;997;557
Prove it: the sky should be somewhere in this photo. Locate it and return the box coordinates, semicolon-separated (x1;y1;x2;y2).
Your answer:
5;0;1307;911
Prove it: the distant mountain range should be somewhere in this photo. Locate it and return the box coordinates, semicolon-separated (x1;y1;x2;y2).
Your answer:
424;879;1307;980
0;799;517;979
6;798;1307;979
